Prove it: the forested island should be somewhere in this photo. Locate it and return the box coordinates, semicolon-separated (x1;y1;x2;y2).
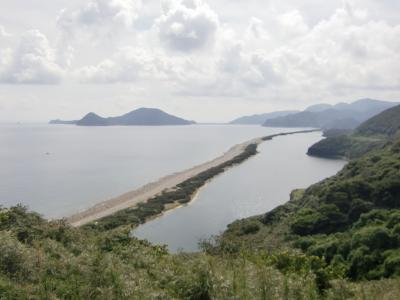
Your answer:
49;108;195;126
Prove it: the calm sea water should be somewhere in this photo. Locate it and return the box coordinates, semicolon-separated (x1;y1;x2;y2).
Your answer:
0;124;292;218
133;132;346;252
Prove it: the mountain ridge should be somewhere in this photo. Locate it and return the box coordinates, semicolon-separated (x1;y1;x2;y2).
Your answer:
229;110;299;125
263;99;399;130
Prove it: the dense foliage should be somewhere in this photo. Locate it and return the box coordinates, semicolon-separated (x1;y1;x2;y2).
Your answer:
1;205;383;299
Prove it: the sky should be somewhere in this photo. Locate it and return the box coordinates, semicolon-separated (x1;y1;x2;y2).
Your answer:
0;0;399;123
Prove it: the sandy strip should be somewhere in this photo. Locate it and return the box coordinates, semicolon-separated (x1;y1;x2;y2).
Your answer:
68;137;264;227
67;129;319;227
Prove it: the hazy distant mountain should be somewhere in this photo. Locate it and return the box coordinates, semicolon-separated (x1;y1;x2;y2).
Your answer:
305;104;332;112
229;110;298;125
52;108;195;127
263;99;399;129
49;119;78;125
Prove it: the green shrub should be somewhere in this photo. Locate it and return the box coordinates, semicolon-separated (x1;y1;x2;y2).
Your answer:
348;199;374;222
0;232;32;280
240;222;260;235
384;250;400;277
351;226;393;250
348;246;382;280
291;205;347;236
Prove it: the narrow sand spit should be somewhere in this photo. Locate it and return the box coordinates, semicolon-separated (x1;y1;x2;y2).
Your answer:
68;137;264;227
67;130;319;227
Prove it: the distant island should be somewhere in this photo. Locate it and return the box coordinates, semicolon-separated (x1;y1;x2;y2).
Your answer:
49;108;196;126
263;98;399;130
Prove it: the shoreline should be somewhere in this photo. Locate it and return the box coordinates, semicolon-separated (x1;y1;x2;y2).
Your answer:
68;129;319;227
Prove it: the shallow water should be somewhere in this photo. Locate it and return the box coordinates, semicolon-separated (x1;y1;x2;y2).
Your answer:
133;132;346;252
0;124;291;218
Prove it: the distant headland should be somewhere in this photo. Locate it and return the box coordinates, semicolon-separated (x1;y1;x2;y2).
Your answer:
49;108;196;126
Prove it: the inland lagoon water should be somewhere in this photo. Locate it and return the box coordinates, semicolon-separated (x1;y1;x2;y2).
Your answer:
133;131;346;252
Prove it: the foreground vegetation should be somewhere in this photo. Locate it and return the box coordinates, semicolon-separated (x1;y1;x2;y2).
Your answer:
1;205;400;299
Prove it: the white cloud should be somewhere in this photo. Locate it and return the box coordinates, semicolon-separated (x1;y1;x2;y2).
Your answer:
71;1;400;100
76;47;171;83
0;30;63;84
174;2;400;99
156;0;219;52
57;0;142;33
246;18;268;40
277;10;309;37
278;5;400;91
0;25;11;38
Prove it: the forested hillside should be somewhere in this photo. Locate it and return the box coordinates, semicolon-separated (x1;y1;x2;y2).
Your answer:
356;104;400;136
308;104;400;159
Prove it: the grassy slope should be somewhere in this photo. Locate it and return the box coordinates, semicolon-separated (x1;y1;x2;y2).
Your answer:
1;206;400;299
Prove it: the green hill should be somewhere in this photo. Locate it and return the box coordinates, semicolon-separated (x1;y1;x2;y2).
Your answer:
356;104;400;136
308;104;400;159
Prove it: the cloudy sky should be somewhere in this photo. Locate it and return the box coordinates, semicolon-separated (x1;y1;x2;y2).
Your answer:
0;0;399;122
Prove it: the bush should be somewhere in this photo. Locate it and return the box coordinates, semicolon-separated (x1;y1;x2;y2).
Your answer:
240;222;260;235
0;232;32;279
351;226;393;250
384;250;400;277
291;205;347;236
348;246;382;280
348;199;374;222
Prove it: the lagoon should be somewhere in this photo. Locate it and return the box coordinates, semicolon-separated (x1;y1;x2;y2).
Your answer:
133;132;346;252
